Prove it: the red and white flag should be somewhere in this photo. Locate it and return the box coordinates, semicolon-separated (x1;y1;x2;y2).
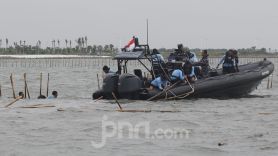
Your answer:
124;37;135;50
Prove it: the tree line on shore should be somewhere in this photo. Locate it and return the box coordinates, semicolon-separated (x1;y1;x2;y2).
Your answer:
0;37;118;55
0;37;277;56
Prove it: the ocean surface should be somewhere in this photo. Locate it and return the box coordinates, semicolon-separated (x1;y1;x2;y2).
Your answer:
0;57;277;156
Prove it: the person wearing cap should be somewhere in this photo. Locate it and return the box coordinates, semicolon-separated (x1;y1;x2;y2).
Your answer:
174;44;198;63
102;65;115;79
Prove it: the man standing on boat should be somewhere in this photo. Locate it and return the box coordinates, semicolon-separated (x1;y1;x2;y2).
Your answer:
151;49;165;63
217;49;239;74
151;49;166;77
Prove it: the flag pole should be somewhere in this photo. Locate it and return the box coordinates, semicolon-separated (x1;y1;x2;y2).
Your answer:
146;19;149;45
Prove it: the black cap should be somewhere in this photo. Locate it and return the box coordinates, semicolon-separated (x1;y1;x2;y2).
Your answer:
52;91;58;96
152;49;159;54
103;65;110;71
178;44;183;49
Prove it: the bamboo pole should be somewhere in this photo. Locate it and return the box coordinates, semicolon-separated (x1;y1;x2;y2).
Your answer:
24;73;30;99
117;109;151;112
40;72;42;96
267;76;270;89
26;85;30;99
46;73;49;97
147;81;181;101
5;96;22;108
270;74;273;89
24;73;27;99
96;109;180;113
112;92;122;111
94;96;103;102
19;104;55;108
97;73;100;89
10;74;16;99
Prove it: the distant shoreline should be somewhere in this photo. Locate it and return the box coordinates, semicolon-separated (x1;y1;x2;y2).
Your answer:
0;55;111;59
0;54;277;59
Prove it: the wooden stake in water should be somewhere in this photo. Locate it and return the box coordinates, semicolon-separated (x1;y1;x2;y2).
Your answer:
24;73;30;99
0;84;2;97
94;96;103;102
10;74;16;99
40;73;42;96
112;92;122;111
97;73;100;89
46;73;49;97
267;76;270;89
270;74;273;89
24;73;27;99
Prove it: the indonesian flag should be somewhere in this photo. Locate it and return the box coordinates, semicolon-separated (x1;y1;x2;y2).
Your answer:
124;37;135;50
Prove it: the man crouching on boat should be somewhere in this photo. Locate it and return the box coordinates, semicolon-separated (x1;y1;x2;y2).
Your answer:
149;74;169;91
169;63;196;84
182;61;197;82
170;68;185;83
102;65;115;79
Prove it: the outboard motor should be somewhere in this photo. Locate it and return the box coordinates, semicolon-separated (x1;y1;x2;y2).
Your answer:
118;73;142;99
92;74;119;99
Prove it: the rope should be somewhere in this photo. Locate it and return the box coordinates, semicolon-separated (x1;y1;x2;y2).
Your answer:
165;77;195;100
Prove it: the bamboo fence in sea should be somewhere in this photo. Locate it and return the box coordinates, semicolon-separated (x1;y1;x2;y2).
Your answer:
0;57;277;69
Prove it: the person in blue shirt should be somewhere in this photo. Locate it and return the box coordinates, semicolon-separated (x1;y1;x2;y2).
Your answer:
170;69;185;83
150;75;169;90
47;91;58;99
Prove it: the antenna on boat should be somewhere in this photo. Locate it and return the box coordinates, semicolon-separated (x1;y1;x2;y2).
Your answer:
146;19;149;46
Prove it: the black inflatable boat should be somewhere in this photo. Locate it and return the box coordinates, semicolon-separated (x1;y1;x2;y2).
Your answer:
146;59;274;100
92;38;274;100
93;59;274;100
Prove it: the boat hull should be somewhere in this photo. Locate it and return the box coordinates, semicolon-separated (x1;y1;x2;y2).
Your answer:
93;59;274;100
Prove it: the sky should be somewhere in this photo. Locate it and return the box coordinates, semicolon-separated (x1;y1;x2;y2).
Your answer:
0;0;278;49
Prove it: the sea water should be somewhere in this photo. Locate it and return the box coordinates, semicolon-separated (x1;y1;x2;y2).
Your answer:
0;57;277;156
